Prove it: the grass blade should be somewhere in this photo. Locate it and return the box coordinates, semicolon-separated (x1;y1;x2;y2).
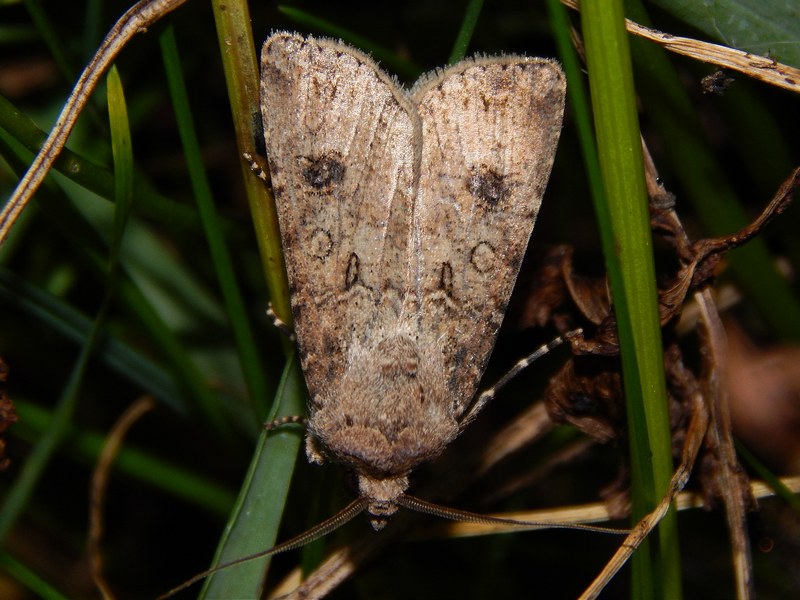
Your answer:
581;2;679;597
201;354;305;597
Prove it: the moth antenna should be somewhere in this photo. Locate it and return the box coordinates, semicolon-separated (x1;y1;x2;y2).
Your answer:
460;328;583;429
397;494;625;535
264;414;307;430
158;497;370;599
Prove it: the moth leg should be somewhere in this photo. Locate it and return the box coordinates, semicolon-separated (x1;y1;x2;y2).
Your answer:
459;329;582;430
243;151;271;185
264;414;307;431
305;434;327;465
266;303;295;341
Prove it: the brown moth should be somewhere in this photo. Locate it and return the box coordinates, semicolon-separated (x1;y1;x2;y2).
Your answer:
261;32;566;529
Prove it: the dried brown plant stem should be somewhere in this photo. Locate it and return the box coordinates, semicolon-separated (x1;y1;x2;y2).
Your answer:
561;0;800;94
88;395;156;600
580;388;709;600
0;0;189;245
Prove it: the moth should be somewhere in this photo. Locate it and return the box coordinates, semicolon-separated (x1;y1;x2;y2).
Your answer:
261;32;566;530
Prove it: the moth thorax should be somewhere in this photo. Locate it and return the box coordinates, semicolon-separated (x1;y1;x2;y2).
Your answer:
358;473;409;530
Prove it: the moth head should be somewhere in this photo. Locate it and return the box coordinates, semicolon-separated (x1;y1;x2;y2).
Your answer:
357;473;409;530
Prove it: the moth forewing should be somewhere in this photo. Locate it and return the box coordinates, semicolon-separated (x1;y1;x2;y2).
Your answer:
260;32;565;529
411;56;567;425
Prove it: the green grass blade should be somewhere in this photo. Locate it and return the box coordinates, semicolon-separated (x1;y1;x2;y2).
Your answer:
201;354;306;597
204;3;308;594
0;551;70;600
447;0;485;64
546;0;606;228
8;179;226;424
581;2;679;597
13;399;235;516
211;0;294;337
0;60;139;545
22;0;76;83
106;64;134;274
0;93;201;231
735;442;800;512
159;25;271;420
0;268;182;409
0;301;103;542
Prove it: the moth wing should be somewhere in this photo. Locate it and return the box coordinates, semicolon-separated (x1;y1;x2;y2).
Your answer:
261;33;420;402
410;57;566;416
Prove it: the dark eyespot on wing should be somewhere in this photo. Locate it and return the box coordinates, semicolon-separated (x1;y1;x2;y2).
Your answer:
301;153;346;190
467;165;511;206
